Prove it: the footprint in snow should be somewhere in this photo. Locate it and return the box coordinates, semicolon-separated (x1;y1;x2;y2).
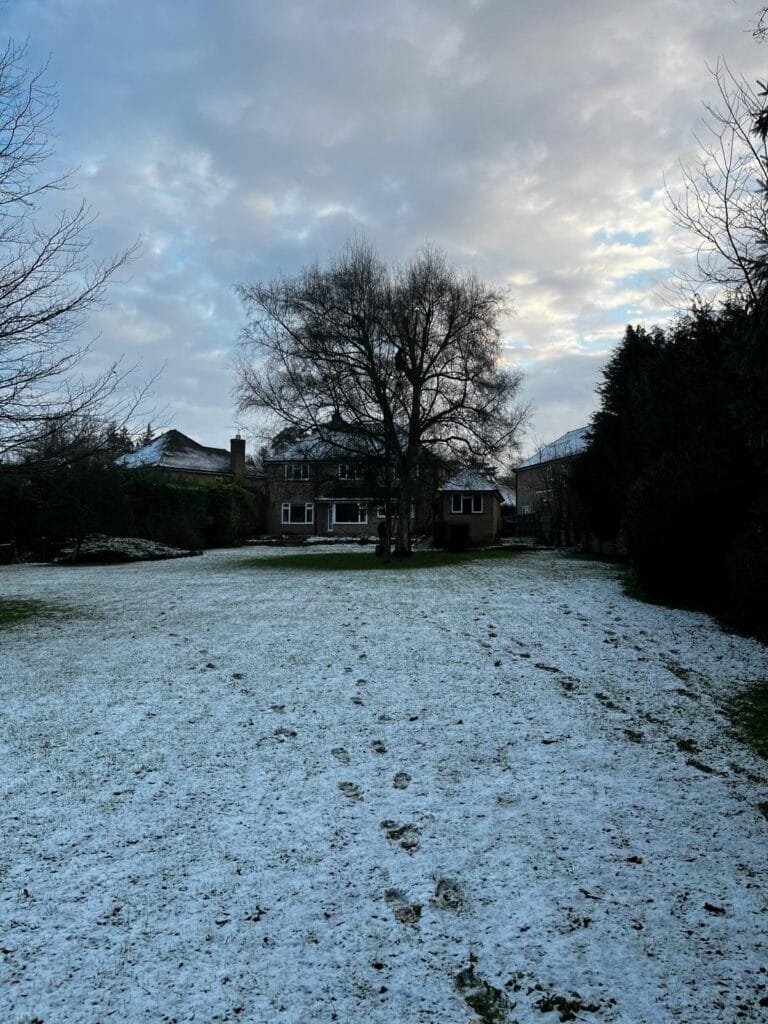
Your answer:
371;740;387;754
331;747;351;765
274;726;297;741
381;819;420;854
393;771;411;789
338;781;362;800
385;888;422;925
430;877;465;911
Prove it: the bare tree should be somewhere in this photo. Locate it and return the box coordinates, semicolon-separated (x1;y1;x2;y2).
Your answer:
666;58;768;303
237;241;527;554
0;39;143;467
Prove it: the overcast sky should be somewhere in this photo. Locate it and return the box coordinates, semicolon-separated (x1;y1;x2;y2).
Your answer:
4;0;765;456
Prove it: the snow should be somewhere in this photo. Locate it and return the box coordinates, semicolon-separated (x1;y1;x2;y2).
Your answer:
1;549;766;1023
439;470;499;492
53;535;201;563
115;434;169;468
518;427;590;469
496;484;516;508
116;431;232;474
268;430;386;462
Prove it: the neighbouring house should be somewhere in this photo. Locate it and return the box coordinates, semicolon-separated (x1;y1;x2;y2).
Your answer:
515;426;588;543
435;469;502;547
117;430;262;489
262;426;436;539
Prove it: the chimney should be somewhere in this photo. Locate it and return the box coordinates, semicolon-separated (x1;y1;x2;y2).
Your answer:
230;434;246;480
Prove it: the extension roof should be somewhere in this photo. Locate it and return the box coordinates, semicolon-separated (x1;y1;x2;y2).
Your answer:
439;469;500;494
516;426;589;470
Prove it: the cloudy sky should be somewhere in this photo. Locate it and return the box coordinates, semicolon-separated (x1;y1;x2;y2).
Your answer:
4;0;765;456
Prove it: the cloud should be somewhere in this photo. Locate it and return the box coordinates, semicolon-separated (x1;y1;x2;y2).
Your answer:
4;0;765;446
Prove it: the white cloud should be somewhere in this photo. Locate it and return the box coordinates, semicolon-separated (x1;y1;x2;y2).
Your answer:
4;0;765;445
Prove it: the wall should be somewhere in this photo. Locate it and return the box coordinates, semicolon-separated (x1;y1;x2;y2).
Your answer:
437;492;499;546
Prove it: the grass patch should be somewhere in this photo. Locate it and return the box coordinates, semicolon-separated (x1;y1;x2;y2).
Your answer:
728;682;768;761
566;551;626;565
244;548;523;572
0;598;47;628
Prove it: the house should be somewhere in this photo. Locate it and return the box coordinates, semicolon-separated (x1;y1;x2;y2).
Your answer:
435;469;502;547
263;427;431;539
515;426;588;543
117;430;262;489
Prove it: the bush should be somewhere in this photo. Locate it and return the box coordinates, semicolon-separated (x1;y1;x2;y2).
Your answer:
724;496;768;640
122;473;263;549
40;464;135;547
624;452;725;608
0;471;43;547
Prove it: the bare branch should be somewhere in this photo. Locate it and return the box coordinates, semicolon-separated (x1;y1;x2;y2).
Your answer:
0;39;148;463
667;59;768;302
236;241;527;552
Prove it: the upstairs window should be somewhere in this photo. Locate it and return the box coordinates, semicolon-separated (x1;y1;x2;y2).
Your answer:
285;463;310;480
451;492;483;514
338;463;362;480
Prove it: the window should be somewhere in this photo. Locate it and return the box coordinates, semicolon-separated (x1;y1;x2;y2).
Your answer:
520;505;530;515
285;463;309;480
331;501;368;525
338;463;362;480
451;492;483;514
281;502;314;525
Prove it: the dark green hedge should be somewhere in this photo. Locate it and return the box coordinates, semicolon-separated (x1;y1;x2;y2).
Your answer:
0;466;264;554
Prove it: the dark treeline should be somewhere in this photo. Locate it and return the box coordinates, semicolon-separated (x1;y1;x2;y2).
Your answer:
0;462;262;556
574;299;768;639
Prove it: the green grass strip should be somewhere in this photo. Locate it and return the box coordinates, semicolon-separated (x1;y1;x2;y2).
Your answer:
0;598;47;627
245;547;523;572
728;683;768;761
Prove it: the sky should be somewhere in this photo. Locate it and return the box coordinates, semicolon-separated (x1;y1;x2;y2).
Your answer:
3;0;766;458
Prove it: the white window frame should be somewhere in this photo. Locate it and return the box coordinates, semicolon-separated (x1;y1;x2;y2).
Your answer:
338;463;362;480
285;463;310;480
330;501;368;526
451;492;483;514
281;502;314;525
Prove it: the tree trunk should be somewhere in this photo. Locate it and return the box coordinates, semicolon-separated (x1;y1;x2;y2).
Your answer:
395;479;412;556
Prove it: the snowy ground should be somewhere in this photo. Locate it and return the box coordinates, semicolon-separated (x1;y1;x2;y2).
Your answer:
1;548;766;1024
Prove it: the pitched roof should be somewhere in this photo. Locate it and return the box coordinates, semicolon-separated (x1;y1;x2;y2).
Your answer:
265;427;386;462
496;484;516;508
439;469;500;493
516;426;589;470
117;430;258;477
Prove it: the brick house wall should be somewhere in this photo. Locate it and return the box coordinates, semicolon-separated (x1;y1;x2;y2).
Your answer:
436;489;500;546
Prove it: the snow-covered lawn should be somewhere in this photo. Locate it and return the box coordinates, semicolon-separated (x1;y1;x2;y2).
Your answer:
1;548;766;1024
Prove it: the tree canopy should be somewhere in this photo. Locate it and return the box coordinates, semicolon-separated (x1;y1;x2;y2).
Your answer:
237;242;526;552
